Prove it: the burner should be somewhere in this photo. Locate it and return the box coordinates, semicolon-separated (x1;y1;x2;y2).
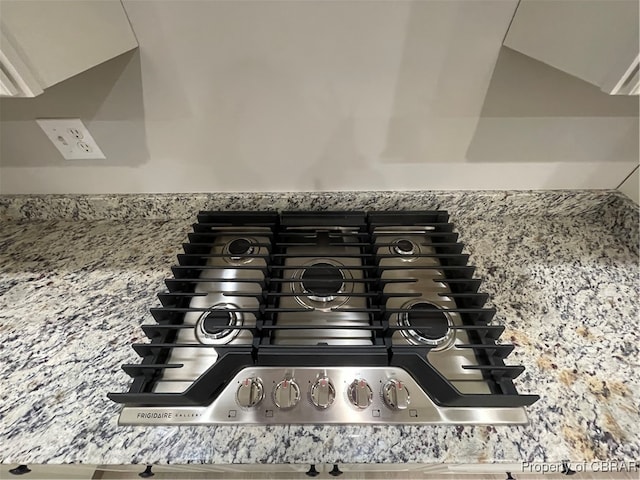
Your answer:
290;259;353;311
301;262;345;302
226;238;255;262
407;304;448;339
202;310;232;336
391;239;418;257
395;240;413;253
399;302;454;350
195;304;242;344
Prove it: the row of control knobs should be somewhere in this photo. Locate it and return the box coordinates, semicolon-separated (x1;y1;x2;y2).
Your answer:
236;376;410;410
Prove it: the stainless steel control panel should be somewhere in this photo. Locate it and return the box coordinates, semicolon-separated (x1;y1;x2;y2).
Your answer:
118;367;528;425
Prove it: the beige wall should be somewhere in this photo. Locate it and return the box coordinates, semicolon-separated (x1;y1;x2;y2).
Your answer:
0;0;638;194
618;166;639;204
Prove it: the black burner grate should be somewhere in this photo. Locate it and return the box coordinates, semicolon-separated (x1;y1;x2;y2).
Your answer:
108;211;539;408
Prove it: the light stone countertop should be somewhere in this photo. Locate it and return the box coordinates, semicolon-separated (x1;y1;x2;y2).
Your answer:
0;191;637;465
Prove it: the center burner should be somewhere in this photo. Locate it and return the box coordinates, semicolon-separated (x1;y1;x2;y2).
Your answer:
278;226;369;345
399;301;455;351
290;258;354;313
301;262;345;302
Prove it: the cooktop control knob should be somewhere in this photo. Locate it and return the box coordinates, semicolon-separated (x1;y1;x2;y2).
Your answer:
347;378;373;409
236;377;264;408
310;376;335;409
273;379;301;409
383;379;410;410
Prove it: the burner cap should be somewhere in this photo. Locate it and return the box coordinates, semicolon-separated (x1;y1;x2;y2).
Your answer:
393;239;417;256
395;240;414;253
301;263;344;299
228;238;252;256
195;303;243;345
406;303;449;341
202;310;233;336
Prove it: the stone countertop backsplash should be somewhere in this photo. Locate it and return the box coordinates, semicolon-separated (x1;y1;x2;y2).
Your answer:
0;190;637;465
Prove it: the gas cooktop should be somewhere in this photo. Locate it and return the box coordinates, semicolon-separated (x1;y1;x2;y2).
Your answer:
109;211;538;425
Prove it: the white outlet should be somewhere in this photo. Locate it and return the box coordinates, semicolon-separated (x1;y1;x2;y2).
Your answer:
36;118;106;160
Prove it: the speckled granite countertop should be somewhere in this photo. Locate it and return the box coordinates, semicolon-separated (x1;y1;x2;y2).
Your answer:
0;191;638;465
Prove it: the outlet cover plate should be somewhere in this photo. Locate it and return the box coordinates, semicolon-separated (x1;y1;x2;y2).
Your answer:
36;118;106;160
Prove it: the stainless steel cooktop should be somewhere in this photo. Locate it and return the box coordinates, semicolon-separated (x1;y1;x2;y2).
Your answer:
109;211;538;425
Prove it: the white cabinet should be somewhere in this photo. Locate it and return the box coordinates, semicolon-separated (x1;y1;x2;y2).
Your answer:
504;0;639;95
0;0;138;97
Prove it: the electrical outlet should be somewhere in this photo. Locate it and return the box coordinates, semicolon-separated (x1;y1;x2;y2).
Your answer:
36;118;106;160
